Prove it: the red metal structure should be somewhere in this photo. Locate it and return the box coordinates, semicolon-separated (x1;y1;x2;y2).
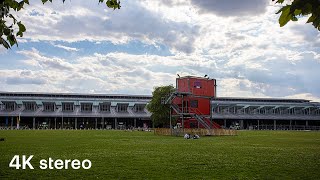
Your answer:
164;76;221;130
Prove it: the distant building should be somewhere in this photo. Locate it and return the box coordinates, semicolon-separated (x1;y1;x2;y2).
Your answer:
0;92;151;129
1;76;320;130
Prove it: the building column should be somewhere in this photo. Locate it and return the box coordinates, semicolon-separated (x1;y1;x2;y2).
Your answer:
95;118;97;129
306;120;309;127
134;118;137;128
224;119;227;128
75;117;77;130
54;118;57;129
11;117;13;129
114;118;117;129
289;120;292;130
102;117;105;129
274;120;276;130
257;120;260;130
240;120;244;129
62;117;64;129
33;117;35;130
5;117;8;127
49;118;51;129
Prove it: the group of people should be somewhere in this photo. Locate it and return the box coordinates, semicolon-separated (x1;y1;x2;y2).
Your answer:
184;133;200;139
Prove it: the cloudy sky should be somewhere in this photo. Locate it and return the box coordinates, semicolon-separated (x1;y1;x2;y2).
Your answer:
0;0;320;101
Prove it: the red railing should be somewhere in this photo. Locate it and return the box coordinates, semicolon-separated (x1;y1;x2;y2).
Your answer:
189;107;221;129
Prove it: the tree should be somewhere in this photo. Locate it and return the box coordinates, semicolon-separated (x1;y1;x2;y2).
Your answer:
0;0;120;49
146;85;175;128
274;0;320;30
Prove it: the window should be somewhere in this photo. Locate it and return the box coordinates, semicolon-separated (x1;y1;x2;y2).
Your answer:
99;102;111;112
3;102;15;111
62;102;74;112
289;108;295;115
134;104;145;112
190;100;198;108
81;103;92;112
194;81;201;89
24;102;37;111
117;104;128;112
43;102;55;112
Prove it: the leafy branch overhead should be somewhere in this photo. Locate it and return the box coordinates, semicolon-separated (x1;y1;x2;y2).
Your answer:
0;0;120;49
274;0;320;30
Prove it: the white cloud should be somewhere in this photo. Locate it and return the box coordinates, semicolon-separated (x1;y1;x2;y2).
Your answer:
285;93;320;102
2;47;319;101
0;0;320;102
15;1;199;54
190;0;269;16
17;48;74;70
52;43;79;51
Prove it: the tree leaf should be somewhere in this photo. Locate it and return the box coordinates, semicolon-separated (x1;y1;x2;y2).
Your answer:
7;35;16;46
9;14;17;24
41;0;49;4
3;28;11;36
276;6;289;14
17;1;25;11
291;16;298;21
106;0;120;10
279;6;291;27
312;17;320;29
0;38;10;49
302;3;312;15
23;0;30;5
17;22;26;32
293;9;302;15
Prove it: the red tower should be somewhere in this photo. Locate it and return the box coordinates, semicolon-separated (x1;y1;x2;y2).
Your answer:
165;76;221;130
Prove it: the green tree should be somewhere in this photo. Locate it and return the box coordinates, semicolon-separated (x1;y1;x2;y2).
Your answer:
0;0;120;49
146;85;175;128
274;0;320;30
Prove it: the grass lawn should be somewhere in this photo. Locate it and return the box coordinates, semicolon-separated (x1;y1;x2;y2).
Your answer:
0;130;320;179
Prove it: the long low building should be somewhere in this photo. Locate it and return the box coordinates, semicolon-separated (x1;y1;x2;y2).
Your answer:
0;92;320;130
0;92;152;130
212;97;320;130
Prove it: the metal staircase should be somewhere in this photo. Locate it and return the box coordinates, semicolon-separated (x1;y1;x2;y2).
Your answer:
189;108;221;129
164;92;177;104
163;91;221;130
193;113;211;129
171;103;181;114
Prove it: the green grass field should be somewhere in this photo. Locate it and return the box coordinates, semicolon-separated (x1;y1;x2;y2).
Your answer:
0;130;320;179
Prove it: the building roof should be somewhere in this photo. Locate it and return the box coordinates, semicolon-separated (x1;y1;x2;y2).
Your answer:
0;91;152;100
213;97;311;103
178;76;215;80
